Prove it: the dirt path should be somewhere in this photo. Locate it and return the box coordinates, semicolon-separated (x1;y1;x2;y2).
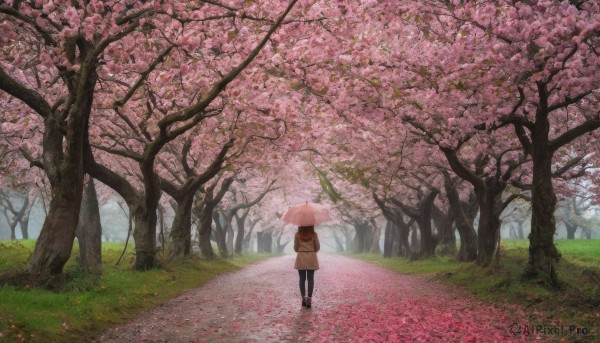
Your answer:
96;254;532;342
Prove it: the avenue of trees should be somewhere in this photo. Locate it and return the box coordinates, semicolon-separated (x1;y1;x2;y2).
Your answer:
1;0;598;287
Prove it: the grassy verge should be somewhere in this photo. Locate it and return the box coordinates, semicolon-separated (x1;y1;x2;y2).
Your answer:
353;239;600;335
0;240;271;342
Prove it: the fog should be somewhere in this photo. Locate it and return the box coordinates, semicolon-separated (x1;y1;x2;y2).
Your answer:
1;193;598;247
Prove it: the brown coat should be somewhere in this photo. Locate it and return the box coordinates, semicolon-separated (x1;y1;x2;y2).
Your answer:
294;233;320;270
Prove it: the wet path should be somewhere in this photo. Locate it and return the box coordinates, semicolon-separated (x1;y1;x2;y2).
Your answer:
96;254;530;342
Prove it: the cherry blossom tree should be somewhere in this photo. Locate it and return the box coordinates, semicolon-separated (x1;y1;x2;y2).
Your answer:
0;189;36;240
0;0;169;274
1;0;301;273
373;0;599;283
194;173;235;258
75;176;103;274
425;0;600;283
158;135;235;258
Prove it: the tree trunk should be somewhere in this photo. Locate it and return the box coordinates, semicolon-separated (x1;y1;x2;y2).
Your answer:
195;177;234;258
170;194;194;258
353;223;367;253
523;100;560;285
264;232;273;253
445;181;478;262
509;225;518;239
0;211;7;240
198;206;214;259
130;158;162;270
10;224;17;240
383;220;393;258
415;218;435;258
517;220;525;239
197;200;215;258
475;180;503;267
29;56;97;275
75;177;103;274
438;209;456;256
257;231;269;253
212;211;228;257
333;231;345;253
19;217;29;240
29;175;84;274
226;222;234;256
84;155;159;270
432;204;456;256
343;229;353;252
19;197;32;240
256;231;264;252
7;213;17;240
410;224;419;253
565;222;577;240
369;222;381;253
416;190;439;258
256;231;274;253
364;224;373;253
275;235;289;254
158;205;166;251
234;215;246;254
396;215;413;257
131;200;158;271
242;220;256;252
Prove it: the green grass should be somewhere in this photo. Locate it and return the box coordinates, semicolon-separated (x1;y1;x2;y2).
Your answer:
502;239;600;264
353;239;600;336
0;240;271;342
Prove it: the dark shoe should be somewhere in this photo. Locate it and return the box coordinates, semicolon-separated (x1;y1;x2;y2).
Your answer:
306;297;312;308
302;297;307;307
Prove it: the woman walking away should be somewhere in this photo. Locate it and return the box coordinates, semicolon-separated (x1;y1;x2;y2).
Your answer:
294;225;320;308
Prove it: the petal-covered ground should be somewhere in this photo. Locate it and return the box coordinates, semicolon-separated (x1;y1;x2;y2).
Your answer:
96;254;533;342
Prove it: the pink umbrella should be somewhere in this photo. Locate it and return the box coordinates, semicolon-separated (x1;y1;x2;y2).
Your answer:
282;202;332;227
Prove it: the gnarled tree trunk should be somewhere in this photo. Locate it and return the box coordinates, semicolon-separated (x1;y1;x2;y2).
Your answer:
417;190;439;258
524;129;560;283
257;231;273;253
242;219;257;252
437;208;456;256
76;177;103;274
565;222;577;240
19;214;30;240
170;194;194;258
474;178;505;267
393;190;439;259
213;211;229;257
395;213;413;257
410;223;419;253
369;220;381;253
352;222;368;253
29;62;96;275
383;220;394;258
444;178;478;262
234;210;249;254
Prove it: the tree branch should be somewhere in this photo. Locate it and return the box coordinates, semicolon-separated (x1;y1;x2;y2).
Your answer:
513;123;534;155
114;45;175;108
549;118;600;152
92;142;144;162
0;67;53;118
0;6;57;46
157;0;298;131
440;147;484;190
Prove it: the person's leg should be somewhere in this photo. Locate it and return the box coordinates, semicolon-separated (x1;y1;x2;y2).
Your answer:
306;270;315;308
298;270;307;297
307;270;315;297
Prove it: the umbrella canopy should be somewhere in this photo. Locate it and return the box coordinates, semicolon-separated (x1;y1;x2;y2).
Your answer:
282;202;332;227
